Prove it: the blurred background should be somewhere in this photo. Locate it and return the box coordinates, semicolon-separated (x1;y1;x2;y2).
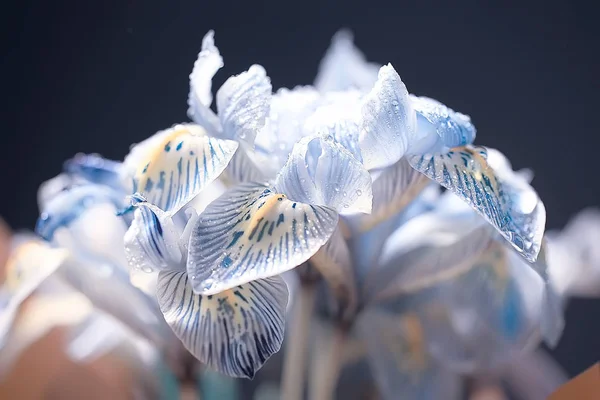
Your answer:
2;0;598;386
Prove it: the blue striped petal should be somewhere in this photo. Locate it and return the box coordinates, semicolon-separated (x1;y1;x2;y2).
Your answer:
188;30;223;136
157;271;288;378
411;95;476;151
124;197;183;273
123;124;238;214
274;135;372;214
216;64;272;147
408;146;545;262
359;64;417;171
187;183;338;295
35;184;127;242
356;310;462;400
0;238;69;348
314;29;380;93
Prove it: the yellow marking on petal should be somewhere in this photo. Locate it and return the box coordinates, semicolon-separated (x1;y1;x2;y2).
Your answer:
248;193;287;231
452;146;500;191
136;127;193;177
199;288;248;340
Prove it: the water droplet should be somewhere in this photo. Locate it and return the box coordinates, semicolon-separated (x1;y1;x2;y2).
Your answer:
343;203;349;208
356;189;362;196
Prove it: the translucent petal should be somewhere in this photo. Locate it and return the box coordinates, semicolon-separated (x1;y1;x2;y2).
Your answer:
187;183;338;295
35;184;127;241
0;237;68;347
188;30;223;134
547;208;600;297
122;123;238;214
216;64;272;147
359;64;417;171
304;102;363;162
59;254;169;346
410;95;476;152
409;146;545;262
314;29;380;93
357;158;430;232
309;227;357;319
256;86;322;168
356;309;463;400
368;223;494;304
222;146;269;185
157;270;288;378
124;197;183;273
63;153;124;190
274;135;372;214
37;173;73;211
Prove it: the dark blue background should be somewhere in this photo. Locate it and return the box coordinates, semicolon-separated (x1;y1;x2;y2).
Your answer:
2;0;599;378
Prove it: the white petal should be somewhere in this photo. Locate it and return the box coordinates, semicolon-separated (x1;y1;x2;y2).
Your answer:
274;135;373;214
37;173;73;211
410;95;476;153
35;184;127;242
222;146;270;184
0;237;69;348
356;310;463;400
216;64;272;147
547;208;600;297
314;29;380;93
124;198;183;273
59;255;169;346
368;222;494;304
356;158;430;232
122;123;238;214
187;183;338;295
409;146;546;262
359;64;417;170
157;271;288;378
188;30;223;134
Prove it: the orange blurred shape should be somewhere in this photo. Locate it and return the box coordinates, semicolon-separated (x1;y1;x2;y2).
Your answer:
549;362;600;400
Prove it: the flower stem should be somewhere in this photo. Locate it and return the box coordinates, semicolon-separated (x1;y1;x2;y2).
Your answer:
281;282;316;400
308;323;347;400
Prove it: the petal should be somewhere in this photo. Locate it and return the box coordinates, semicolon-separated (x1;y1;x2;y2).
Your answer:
274;135;373;214
309;227;357;319
356;310;463;400
0;238;69;347
122;123;239;214
256;86;322;168
314;29;380;93
303;102;363;162
188;30;223;134
368;222;494;304
547;208;600;297
359;64;417;170
409;146;545;262
216;64;272;147
59;254;169;346
410;95;476;152
156;270;288;378
63;153;124;190
35;184;127;242
221;146;270;184
124;197;183;273
187;183;338;295
37;173;73;211
357;157;430;232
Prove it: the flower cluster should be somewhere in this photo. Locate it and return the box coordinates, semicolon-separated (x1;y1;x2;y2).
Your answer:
1;29;599;400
